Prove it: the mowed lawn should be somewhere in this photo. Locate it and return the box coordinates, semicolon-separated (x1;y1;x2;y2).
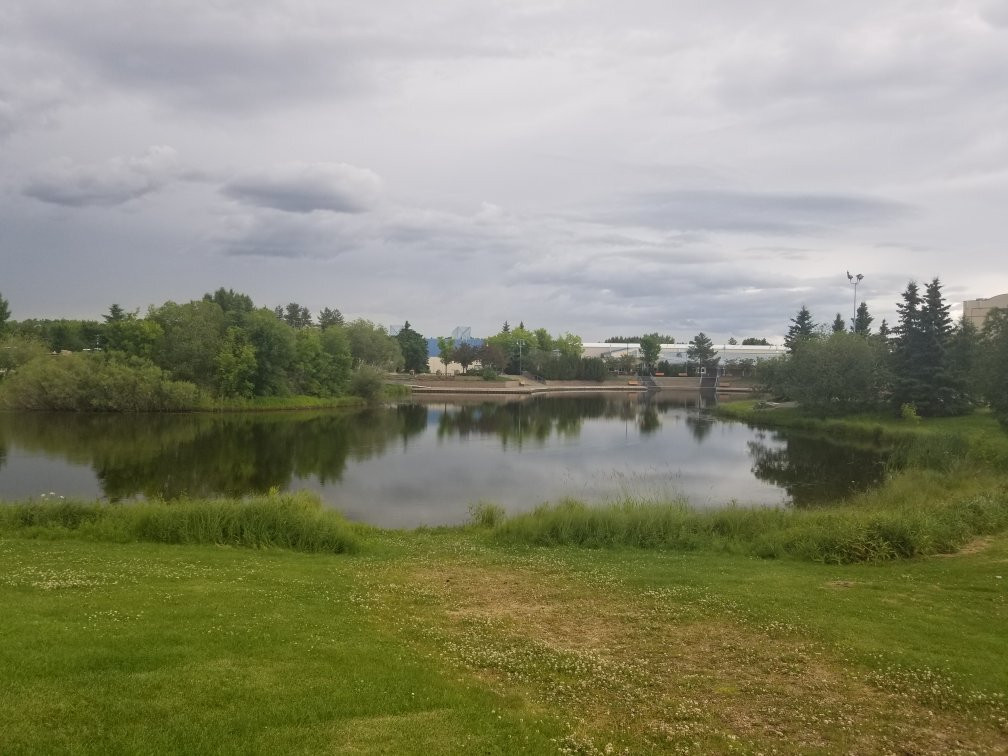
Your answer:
1;530;1006;754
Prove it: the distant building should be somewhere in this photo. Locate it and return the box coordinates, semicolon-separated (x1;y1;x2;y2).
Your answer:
582;342;786;364
963;293;1008;330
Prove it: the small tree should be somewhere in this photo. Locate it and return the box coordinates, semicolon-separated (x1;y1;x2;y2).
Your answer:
687;332;717;373
831;313;846;333
853;301;873;336
436;336;456;373
638;333;661;374
396;321;429;373
454;342;478;373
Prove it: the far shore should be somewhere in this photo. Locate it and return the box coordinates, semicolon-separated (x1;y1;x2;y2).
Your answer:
396;375;757;396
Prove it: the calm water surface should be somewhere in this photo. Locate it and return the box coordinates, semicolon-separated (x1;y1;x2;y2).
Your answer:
0;393;889;527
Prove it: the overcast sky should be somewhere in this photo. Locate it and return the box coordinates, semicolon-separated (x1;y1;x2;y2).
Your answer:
2;0;1006;343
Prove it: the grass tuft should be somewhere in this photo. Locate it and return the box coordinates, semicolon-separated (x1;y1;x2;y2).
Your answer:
490;491;1008;564
0;491;361;553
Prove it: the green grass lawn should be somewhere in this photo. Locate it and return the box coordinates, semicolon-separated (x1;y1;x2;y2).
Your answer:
1;527;1005;754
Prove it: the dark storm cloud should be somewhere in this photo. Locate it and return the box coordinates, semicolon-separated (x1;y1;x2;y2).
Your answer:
597;190;913;235
22;146;179;207
222;163;382;214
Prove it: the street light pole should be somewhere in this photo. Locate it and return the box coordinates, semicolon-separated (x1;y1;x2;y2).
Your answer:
847;271;864;330
516;339;526;376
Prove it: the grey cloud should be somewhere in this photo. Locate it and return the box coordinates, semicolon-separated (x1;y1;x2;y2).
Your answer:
223;163;382;214
219;210;373;258
596;190;912;235
979;1;1008;28
22;145;180;206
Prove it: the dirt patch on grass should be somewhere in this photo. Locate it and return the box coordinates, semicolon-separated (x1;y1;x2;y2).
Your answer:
404;562;1008;754
824;579;859;589
935;536;996;557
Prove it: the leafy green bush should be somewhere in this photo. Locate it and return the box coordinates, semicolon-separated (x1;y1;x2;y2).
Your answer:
0;352;200;411
348;365;385;402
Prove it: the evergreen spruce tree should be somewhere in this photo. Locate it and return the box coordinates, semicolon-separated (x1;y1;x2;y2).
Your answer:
831;313;846;333
919;277;968;415
853;301;873;336
891;281;926;412
891;278;968;416
784;305;816;353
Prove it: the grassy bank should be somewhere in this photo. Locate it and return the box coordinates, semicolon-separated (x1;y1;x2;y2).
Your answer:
0;492;362;553
1;527;1005;753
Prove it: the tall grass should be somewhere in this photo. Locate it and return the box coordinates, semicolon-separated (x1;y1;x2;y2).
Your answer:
490;491;1008;563
0;492;361;553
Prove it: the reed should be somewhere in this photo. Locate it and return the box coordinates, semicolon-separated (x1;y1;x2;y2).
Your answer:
0;491;361;553
490;490;1008;564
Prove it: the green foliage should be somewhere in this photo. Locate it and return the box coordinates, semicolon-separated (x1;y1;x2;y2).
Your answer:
103;313;163;360
489;490;1008;564
0;334;48;375
436;335;456;370
604;334;676;344
478;343;508;373
453;342;479;373
854;301;873;336
0;292;10;335
467;501;505;528
348;365;385;402
0;352;200;411
892;278;969;417
638;333;661;373
765;332;889;412
149;299;228;390
241;308;297;396
214;326;257;398
900;403;921;423
13;318;103;352
687;332;717;369
978;308;1008;428
0;492;360;553
831;313;846;333
742;337;770;345
317;307;344;329
202;287;254;317
346;319;403;371
784;305;816;352
395;321;429;373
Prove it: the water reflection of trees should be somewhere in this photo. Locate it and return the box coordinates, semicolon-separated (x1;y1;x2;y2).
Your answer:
0;407;427;500
747;431;889;507
433;395;673;446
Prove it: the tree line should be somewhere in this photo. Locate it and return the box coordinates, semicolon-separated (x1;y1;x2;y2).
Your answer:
0;289;430;408
763;278;1008;426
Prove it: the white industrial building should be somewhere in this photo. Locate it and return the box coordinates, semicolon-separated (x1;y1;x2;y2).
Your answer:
582;342;786;364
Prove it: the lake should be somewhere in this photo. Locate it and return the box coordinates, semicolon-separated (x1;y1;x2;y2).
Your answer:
0;393;890;527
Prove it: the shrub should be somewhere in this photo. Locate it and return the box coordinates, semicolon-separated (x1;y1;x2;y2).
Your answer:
348;365;385;402
0;352;200;411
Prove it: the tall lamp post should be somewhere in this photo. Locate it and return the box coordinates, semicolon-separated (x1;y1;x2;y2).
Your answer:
847;270;863;329
515;339;526;376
